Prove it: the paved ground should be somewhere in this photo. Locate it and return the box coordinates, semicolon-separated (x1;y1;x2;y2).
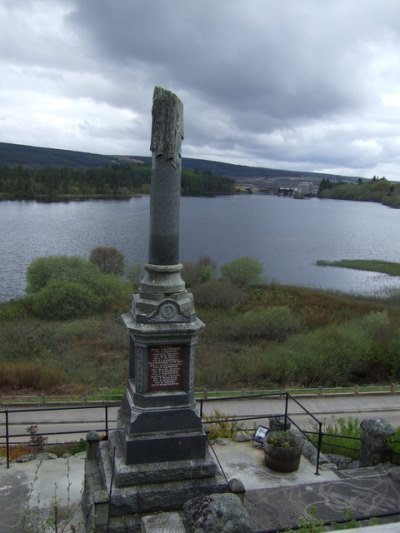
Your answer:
1;441;400;532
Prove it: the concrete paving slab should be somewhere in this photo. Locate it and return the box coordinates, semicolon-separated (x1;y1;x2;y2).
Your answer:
211;440;338;490
245;469;400;532
1;442;400;532
0;454;85;533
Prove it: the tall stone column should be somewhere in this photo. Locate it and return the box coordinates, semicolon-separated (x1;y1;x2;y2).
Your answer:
83;87;227;532
117;87;210;467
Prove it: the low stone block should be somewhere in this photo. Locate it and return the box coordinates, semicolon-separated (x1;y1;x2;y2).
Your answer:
183;493;253;532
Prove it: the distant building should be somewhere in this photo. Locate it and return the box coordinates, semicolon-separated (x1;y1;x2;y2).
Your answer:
295;181;317;196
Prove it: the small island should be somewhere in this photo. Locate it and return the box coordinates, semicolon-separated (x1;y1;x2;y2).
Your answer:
317;259;400;276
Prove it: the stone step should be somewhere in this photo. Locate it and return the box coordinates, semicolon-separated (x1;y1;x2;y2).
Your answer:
141;511;186;532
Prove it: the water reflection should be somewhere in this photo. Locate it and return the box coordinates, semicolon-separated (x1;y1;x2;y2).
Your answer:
1;196;400;301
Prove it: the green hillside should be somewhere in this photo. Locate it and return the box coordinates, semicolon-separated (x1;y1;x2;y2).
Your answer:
0;142;362;187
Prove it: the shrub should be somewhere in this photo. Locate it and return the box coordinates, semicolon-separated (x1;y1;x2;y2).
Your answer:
86;272;131;310
221;256;263;286
226;307;301;342
31;280;100;320
203;409;242;440
26;256;100;294
182;256;216;287
89;246;125;274
0;362;66;390
192;280;247;308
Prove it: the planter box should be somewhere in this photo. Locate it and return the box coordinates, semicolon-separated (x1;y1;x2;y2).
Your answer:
264;435;304;473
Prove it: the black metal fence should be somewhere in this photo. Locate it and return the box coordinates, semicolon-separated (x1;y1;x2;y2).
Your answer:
0;404;111;468
9;392;400;473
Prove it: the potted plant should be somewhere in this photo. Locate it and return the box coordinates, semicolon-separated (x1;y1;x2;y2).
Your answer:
264;430;304;473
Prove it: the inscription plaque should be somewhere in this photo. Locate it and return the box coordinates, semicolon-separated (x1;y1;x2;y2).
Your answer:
148;345;185;392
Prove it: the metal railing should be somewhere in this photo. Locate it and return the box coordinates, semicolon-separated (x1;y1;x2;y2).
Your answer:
0;404;110;468
199;391;324;474
0;392;343;474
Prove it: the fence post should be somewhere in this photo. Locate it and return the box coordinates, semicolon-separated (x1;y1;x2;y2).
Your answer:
5;410;10;469
199;398;203;419
315;421;323;476
284;392;289;430
105;405;109;437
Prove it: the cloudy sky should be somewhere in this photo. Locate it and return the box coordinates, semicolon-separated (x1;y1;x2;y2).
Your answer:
2;0;400;179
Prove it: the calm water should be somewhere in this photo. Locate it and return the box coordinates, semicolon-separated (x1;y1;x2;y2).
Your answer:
1;195;400;301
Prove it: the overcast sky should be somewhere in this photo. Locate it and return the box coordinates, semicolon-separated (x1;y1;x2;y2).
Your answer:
2;1;400;179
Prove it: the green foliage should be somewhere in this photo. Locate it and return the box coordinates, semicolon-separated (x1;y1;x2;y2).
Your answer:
26;255;131;319
181;168;234;195
318;175;400;209
203;409;242;439
192;280;247;308
317;259;400;276
89;246;125;274
267;430;299;448
226;307;301;342
0;160;234;198
31;280;100;320
26;255;100;294
386;427;400;465
318;417;361;459
221;256;263;286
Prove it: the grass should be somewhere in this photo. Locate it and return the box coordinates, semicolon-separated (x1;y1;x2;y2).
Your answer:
0;281;399;394
317;259;400;276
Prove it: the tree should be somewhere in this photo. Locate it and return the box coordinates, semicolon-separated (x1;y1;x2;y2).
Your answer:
221;256;264;286
89;246;125;275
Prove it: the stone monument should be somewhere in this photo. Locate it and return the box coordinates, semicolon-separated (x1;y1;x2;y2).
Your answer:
82;87;227;532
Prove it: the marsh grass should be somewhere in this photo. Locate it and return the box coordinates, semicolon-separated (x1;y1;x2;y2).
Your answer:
0;283;399;392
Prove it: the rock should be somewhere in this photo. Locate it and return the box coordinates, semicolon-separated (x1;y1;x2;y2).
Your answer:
228;478;245;494
36;452;58;460
16;454;35;463
235;434;252;443
360;417;395;467
184;493;252;533
302;439;331;466
62;453;72;459
215;438;230;446
325;454;354;470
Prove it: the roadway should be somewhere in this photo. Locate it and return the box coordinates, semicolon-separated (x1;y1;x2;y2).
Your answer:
1;393;400;444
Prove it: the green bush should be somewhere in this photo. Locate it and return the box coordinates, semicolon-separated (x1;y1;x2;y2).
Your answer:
192;280;247;308
226;307;301;342
221;256;263;286
31;280;100;320
26;256;100;294
86;272;130;309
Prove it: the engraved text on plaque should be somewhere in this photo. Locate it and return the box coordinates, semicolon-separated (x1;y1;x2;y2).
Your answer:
148;345;185;392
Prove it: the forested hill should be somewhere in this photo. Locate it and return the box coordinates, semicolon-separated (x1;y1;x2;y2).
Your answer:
0;141;361;186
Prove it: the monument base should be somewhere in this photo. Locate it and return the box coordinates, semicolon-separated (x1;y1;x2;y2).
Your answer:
82;431;228;532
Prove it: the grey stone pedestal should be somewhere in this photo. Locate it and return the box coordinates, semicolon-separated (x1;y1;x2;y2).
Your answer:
82;432;227;532
360;417;395;467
